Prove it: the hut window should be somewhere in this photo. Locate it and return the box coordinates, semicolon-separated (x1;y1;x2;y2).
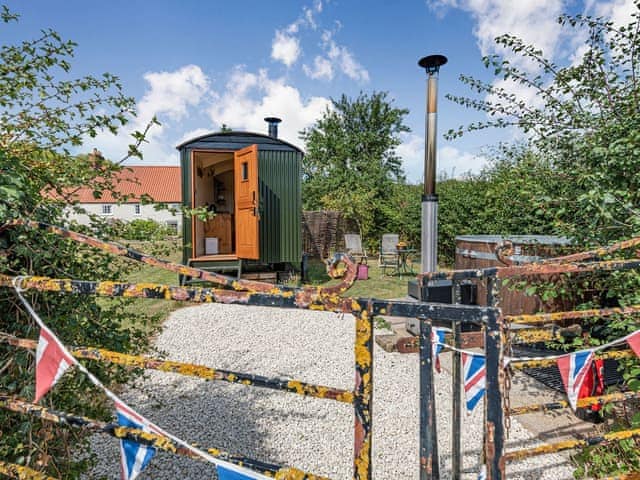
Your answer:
241;162;248;181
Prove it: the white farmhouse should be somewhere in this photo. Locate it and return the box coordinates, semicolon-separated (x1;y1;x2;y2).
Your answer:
67;166;182;232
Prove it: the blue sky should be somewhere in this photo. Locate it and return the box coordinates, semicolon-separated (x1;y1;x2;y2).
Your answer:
3;0;636;182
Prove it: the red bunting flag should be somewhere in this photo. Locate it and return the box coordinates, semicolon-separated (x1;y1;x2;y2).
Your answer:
557;350;594;411
35;327;75;402
627;331;640;358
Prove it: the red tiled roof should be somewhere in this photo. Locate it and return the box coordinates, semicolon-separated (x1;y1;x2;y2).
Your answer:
72;166;181;203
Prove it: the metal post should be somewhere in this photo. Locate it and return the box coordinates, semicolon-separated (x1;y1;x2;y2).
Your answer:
484;278;504;480
418;54;447;275
421;200;438;273
451;280;463;480
354;308;373;480
451;321;462;480
420;318;439;479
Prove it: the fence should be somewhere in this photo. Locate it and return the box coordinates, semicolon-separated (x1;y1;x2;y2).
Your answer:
3;220;640;479
421;236;640;480
0;220;495;480
302;210;356;259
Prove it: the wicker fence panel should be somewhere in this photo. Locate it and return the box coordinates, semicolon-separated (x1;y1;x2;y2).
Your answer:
302;211;357;258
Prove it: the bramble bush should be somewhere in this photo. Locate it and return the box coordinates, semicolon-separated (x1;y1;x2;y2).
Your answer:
447;4;640;476
0;6;160;477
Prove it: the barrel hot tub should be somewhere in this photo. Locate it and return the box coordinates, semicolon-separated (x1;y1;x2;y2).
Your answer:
455;235;571;315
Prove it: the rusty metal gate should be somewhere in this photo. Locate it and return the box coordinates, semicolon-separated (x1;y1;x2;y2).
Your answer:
420;237;640;480
0;220;495;480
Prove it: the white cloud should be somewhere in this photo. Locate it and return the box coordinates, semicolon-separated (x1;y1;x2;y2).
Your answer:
591;0;636;26
177;128;212;146
397;133;425;182
208;67;331;144
303;55;334;80
271;1;368;82
398;133;486;181
271;0;326;67
271;30;302;67
87;65;211;165
428;0;565;68
438;145;485;178
303;29;369;82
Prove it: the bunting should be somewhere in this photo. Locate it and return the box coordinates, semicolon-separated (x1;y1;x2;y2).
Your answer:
14;285;275;480
432;327;447;373
627;330;640;358
557;350;594;411
477;464;487;480
216;463;271;479
115;401;162;480
462;353;486;411
34;327;75;402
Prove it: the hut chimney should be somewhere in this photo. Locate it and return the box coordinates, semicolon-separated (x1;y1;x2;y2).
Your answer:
264;117;282;139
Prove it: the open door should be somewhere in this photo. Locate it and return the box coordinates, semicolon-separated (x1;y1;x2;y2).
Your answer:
234;145;260;259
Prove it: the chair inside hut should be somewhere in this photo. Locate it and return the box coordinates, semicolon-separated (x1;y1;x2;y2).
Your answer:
192;151;236;258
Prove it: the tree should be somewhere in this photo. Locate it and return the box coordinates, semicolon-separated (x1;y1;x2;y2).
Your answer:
448;7;640;473
447;6;640;246
436;145;560;265
0;7;158;477
300;91;410;246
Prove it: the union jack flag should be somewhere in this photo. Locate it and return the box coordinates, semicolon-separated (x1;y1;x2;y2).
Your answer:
35;327;75;402
627;330;640;358
462;353;486;411
115;401;163;480
432;327;447;373
557;350;594;411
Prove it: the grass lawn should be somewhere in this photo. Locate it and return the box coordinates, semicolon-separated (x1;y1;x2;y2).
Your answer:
106;242;414;337
304;258;414;300
102;239;184;334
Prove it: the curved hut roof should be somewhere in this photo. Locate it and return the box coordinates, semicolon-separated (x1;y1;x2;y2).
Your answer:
176;131;303;153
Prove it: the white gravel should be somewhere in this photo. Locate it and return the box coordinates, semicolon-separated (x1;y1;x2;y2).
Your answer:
87;303;575;479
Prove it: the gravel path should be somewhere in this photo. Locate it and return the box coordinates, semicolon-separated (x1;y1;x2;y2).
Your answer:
88;303;575;479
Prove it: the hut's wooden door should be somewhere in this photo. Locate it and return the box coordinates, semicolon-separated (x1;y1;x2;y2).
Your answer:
234;145;259;259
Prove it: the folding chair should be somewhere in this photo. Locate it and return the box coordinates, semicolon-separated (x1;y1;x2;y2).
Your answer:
344;234;368;264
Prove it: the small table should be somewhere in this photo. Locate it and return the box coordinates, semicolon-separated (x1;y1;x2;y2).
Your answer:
395;248;416;275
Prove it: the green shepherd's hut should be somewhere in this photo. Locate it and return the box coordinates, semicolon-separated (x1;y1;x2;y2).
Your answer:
177;118;302;282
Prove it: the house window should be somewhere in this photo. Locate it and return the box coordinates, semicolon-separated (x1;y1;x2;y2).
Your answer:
241;162;248;181
101;205;112;215
165;220;178;233
134;204;141;215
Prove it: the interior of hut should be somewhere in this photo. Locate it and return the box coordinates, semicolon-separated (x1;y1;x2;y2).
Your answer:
192;151;235;258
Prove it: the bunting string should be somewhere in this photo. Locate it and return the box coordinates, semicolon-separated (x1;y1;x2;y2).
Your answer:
428;326;640;414
11;280;272;480
430;329;640;364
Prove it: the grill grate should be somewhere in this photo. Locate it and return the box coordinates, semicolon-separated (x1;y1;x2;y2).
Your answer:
513;346;623;392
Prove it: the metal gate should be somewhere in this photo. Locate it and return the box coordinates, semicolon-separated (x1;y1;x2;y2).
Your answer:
3;221;639;479
421;237;640;480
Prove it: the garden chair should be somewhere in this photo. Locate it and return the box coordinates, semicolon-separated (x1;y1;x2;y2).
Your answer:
344;234;368;264
379;233;400;275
